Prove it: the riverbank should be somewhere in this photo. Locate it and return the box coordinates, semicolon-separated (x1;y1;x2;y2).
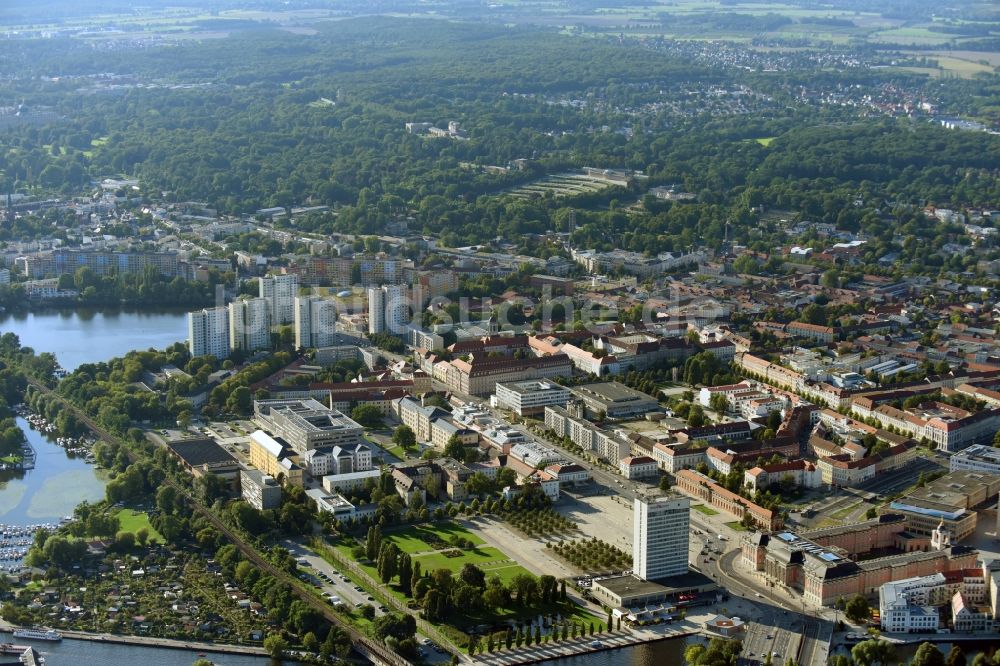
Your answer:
0;620;268;657
474;621;700;666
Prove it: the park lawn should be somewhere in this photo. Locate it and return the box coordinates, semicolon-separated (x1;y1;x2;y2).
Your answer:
691;503;719;516
115;509;164;542
321;538;602;641
383;521;485;554
724;521;748;532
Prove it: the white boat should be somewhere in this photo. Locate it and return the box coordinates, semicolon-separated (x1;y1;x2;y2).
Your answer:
11;628;61;641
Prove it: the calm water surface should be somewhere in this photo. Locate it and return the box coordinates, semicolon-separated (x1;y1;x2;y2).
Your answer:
1;632;283;666
0;308;189;371
0;416;108;526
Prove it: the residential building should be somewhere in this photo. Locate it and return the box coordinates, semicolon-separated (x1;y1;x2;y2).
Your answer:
260;273;298;326
16;249;180;279
744;460;821;492
633;495;691;581
229;297;271;352
620;456;658;480
188;306;230;360
294;296;338;349
368;284;409;335
816;441;918;488
544;404;629;462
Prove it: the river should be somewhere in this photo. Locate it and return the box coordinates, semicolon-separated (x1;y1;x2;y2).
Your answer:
0;308;189;371
0;632;281;666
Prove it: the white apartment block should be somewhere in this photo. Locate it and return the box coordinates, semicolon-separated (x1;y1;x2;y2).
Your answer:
294;295;338;349
260;274;298;326
633;495;691;581
366;284;409;335
229;297;271;352
188;306;230;359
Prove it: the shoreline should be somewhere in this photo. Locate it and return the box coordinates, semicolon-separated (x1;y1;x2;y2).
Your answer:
0;622;268;657
473;622;699;665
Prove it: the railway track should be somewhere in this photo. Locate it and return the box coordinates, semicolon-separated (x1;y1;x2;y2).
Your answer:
24;377;412;666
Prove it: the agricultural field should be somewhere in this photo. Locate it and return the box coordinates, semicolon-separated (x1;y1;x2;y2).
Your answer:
506;173;622;200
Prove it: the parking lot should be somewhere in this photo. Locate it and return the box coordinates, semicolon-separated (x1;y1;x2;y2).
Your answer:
281;540;451;663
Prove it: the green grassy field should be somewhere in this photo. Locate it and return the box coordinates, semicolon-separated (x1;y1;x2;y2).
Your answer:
383;522;485;553
115;509;164;542
724;521;748;532
692;503;720;516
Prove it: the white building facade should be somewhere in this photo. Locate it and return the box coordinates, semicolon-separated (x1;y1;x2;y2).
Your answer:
294;295;338;349
633;495;691;581
188;306;230;359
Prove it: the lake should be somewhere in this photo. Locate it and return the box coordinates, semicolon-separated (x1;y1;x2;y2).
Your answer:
0;308;189;371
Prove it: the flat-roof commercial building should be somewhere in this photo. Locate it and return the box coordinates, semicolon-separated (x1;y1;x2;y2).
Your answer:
591;572;716;609
886;470;1000;542
634;495;691;581
494;380;571;416
241;468;282;510
569;382;659;420
950;444;1000;475
322;468;382;494
254;398;363;455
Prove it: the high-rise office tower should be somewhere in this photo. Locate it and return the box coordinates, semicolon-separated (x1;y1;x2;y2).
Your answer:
633;494;691;581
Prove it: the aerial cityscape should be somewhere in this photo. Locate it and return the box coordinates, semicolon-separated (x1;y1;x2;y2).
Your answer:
0;0;999;665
